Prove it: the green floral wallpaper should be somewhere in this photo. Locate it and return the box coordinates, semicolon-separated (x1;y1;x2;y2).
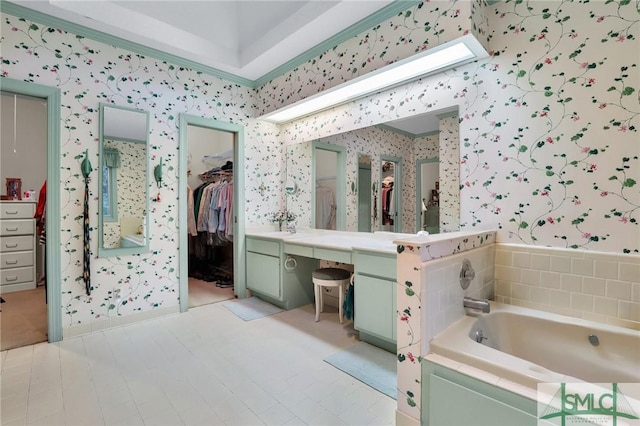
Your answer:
275;0;639;253
1;0;638;335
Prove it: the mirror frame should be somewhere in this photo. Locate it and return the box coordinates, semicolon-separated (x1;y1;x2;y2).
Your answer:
312;141;346;230
98;103;150;257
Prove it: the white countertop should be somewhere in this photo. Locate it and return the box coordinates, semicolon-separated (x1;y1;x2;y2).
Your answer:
245;228;417;254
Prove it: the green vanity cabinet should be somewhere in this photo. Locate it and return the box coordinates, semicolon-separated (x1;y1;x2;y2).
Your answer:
422;360;538;426
245;236;317;310
353;249;397;353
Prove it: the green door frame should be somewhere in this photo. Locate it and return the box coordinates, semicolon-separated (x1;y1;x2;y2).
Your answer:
1;78;63;342
178;115;245;312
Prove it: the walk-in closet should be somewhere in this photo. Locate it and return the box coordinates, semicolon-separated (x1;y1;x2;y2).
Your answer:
186;124;235;308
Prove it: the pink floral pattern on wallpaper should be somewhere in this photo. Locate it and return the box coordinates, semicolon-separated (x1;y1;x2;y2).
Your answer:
277;1;639;253
1;15;283;328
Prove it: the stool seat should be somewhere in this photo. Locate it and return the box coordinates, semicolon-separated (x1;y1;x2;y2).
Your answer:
312;268;351;323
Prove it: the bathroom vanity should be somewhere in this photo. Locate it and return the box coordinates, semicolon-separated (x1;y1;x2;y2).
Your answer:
245;229;413;351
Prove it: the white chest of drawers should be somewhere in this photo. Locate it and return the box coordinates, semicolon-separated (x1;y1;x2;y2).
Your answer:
0;201;36;293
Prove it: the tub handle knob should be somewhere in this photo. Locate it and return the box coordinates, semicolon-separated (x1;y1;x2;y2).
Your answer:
460;259;475;290
588;334;599;346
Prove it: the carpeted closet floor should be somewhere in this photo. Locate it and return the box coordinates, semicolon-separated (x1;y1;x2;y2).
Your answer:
0;286;48;351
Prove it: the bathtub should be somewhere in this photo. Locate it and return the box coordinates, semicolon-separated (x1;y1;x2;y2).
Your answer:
429;302;640;390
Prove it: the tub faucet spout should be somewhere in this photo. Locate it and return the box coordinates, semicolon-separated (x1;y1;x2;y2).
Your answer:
463;297;490;313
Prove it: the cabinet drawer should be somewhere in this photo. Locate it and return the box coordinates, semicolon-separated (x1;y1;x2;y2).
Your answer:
246;238;280;256
284;243;313;257
1;203;35;219
314;247;351;264
1;251;34;269
0;267;34;286
354;251;396;280
0;219;35;237
0;236;35;253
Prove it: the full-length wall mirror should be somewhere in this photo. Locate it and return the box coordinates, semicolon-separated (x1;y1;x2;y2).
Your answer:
99;103;150;256
285;107;460;234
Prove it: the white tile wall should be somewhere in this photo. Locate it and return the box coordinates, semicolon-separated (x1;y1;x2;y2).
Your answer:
421;244;495;354
495;244;640;330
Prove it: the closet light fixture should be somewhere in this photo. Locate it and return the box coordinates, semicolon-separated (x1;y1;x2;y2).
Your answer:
261;34;488;124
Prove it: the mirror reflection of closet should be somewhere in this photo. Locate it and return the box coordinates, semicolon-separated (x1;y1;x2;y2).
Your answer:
313;142;345;230
380;156;402;232
417;158;440;234
186;124;235;307
357;154;372;232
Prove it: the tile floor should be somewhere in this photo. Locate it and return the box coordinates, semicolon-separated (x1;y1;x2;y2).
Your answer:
1;302;396;426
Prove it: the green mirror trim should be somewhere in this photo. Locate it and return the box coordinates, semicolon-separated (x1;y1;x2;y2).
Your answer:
98;103;150;257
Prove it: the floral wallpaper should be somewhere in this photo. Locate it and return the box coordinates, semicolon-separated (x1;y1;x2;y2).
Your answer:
257;0;484;114
0;14;284;329
1;1;639;422
438;115;460;232
276;0;639;254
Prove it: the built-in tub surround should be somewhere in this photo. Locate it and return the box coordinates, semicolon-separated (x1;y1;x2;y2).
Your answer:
429;302;640;394
495;244;640;330
394;229;496;421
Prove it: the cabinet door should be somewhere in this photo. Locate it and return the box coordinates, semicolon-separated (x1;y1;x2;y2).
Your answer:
354;274;393;340
429;375;537;426
246;251;281;299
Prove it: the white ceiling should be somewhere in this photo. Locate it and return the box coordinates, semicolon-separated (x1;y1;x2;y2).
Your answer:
10;0;452;134
12;0;394;81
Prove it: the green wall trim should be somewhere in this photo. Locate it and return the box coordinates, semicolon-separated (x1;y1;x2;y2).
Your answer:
253;0;421;88
1;2;254;88
2;0;420;90
436;110;459;120
178;115;246;313
377;124;440;140
0;77;63;343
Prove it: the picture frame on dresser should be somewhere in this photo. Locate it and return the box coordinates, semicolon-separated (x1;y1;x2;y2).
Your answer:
5;178;22;200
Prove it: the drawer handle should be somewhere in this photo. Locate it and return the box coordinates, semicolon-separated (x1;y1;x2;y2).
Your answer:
5;210;18;215
5;260;18;265
5;243;18;248
5;276;18;282
5;227;19;232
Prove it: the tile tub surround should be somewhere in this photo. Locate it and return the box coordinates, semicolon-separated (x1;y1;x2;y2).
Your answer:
394;229;496;421
495;244;640;330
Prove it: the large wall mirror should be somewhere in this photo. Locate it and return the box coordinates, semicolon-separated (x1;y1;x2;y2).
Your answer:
285;107;460;234
99;103;150;256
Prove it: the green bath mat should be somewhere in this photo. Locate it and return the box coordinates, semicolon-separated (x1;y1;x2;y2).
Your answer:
324;342;397;399
222;296;284;321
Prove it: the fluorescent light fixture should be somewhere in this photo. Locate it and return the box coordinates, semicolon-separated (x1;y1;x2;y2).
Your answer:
261;34;488;124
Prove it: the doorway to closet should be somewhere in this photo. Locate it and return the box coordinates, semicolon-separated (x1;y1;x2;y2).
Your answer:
185;123;236;308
